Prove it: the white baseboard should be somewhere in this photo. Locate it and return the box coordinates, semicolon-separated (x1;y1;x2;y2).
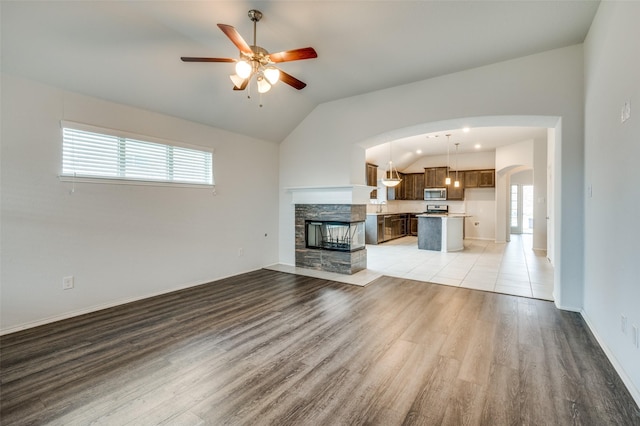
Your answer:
463;236;495;241
0;268;261;336
581;310;640;408
554;301;582;313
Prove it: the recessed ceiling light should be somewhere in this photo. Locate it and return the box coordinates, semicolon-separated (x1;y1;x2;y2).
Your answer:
416;149;422;154
463;127;470;133
474;144;481;149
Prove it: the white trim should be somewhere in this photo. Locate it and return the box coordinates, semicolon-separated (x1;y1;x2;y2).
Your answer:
553;302;582;312
581;310;640;407
0;268;260;336
58;174;215;189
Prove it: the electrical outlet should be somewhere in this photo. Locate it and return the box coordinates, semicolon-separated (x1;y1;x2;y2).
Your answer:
633;325;639;349
238;248;244;257
621;315;628;333
63;276;74;290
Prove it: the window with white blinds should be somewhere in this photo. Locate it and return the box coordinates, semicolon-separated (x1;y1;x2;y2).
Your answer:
61;123;213;186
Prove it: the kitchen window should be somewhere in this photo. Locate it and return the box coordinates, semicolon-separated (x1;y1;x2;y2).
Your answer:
60;122;214;187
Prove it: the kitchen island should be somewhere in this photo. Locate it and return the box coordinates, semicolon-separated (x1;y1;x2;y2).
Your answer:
417;214;464;252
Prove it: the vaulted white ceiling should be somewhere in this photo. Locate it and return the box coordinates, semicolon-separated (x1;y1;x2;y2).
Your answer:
1;1;599;143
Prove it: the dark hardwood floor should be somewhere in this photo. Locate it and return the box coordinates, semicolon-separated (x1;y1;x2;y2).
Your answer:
1;269;639;425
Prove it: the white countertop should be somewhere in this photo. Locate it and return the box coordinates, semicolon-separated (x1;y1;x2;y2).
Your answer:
416;213;468;218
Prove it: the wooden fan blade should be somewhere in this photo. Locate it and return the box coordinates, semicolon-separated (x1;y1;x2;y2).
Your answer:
181;57;235;63
217;24;252;55
279;70;307;90
269;47;317;63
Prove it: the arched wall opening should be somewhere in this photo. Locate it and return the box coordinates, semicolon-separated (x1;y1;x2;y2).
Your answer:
357;114;560;300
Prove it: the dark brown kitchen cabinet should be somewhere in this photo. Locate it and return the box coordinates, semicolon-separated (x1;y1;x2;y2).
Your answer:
464;170;479;188
463;169;495;188
479;169;495;187
409;214;419;236
424;167;448;188
366;163;378;198
402;173;425;200
447;171;465;200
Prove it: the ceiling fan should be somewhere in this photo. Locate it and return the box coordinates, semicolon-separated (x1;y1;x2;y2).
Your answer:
181;9;317;94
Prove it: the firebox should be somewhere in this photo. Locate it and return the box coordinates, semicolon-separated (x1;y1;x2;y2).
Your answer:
305;220;365;252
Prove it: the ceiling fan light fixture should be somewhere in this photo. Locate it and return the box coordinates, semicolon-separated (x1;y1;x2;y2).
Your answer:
235;60;252;79
181;10;317;97
230;74;246;89
257;75;271;93
264;66;280;85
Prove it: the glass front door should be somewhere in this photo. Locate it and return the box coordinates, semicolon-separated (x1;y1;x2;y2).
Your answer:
510;184;534;234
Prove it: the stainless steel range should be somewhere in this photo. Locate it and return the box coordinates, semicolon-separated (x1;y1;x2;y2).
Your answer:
425;204;449;215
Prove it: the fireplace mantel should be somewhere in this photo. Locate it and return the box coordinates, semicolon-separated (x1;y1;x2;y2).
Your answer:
286;185;374;205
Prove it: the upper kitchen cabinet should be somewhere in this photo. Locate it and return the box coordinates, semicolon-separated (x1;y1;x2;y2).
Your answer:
424;167;448;188
479;169;495;187
402;173;425;200
447;171;465;200
464;169;495;188
366;163;378;198
464;170;479;188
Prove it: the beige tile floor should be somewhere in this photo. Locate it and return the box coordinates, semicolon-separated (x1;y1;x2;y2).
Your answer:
267;234;554;301
366;234;554;300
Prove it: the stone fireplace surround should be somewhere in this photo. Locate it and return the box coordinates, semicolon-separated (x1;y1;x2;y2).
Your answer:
295;204;367;275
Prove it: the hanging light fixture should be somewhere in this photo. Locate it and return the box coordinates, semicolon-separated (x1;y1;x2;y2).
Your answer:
381;142;402;187
454;143;460;188
445;134;452;185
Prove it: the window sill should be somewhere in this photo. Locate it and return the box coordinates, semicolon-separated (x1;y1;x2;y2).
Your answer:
58;174;215;189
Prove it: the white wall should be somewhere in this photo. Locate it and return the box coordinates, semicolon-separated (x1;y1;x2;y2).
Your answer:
511;169;533;184
494;139;547;249
583;2;640;403
280;45;585;310
0;74;280;333
464;189;496;240
495;141;534;242
532;136;548;251
496;139;534;171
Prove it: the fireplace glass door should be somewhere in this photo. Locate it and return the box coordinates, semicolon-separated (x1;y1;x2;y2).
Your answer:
306;221;365;252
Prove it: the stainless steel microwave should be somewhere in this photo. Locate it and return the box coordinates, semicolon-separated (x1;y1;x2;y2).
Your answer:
424;188;447;201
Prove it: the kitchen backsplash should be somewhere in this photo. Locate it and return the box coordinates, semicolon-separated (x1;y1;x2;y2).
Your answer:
367;200;466;214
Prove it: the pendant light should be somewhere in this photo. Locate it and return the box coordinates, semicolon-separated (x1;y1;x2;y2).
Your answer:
445;134;452;185
381;141;402;187
454;143;460;188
